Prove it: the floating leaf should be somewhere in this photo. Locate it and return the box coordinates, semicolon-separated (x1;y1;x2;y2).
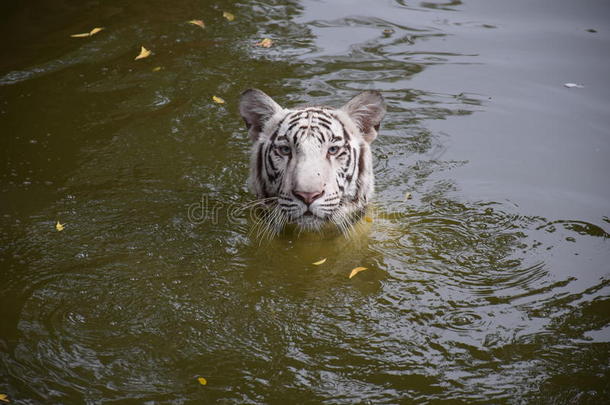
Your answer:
349;266;368;279
223;11;235;21
364;216;373;223
55;221;65;232
564;83;584;88
312;258;327;265
212;96;225;104
135;46;151;60
152;66;162;72
188;19;205;28
405;192;412;200
255;38;273;48
0;394;8;403
197;377;207;385
71;27;104;38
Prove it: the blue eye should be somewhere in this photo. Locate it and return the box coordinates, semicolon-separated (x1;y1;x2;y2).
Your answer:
328;145;340;155
277;145;291;155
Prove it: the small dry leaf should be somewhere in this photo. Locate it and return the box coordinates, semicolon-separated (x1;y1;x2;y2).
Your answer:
197;377;207;385
152;66;162;72
364;216;373;223
223;11;235;21
135;46;151;60
0;394;8;403
349;267;368;279
312;258;327;265
71;27;104;38
405;192;412;200
188;20;205;28
212;96;225;104
256;38;273;48
89;27;104;35
55;221;65;232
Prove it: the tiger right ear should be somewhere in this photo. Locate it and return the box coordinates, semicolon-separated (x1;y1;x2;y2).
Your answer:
239;89;283;141
340;90;386;143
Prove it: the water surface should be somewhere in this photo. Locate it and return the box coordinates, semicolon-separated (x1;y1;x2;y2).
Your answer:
1;0;609;403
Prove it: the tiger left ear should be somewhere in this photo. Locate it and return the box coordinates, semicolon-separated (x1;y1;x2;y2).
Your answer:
239;88;283;142
340;90;386;143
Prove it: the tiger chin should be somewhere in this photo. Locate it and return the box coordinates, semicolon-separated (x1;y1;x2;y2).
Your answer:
239;88;385;238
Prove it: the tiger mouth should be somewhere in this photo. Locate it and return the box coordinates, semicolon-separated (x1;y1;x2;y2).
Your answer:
291;210;328;224
294;212;324;221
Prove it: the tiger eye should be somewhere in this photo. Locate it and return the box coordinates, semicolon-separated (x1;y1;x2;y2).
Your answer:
277;145;291;155
327;145;340;155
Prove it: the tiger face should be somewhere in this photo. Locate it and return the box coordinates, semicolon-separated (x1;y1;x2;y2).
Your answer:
239;89;385;235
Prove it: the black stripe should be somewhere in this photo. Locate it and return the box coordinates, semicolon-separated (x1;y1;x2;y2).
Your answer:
318;122;331;131
256;146;269;198
287;115;302;128
353;144;366;202
315;130;325;145
349;146;358;185
265;144;279;183
267;147;277;172
270;113;291;143
317;116;333;126
334;118;351;143
287;120;301;133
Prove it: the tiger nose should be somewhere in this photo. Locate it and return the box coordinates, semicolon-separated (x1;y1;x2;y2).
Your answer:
293;189;325;205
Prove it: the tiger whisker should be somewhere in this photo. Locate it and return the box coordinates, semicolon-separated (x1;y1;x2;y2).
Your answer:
236;197;278;213
259;208;277;242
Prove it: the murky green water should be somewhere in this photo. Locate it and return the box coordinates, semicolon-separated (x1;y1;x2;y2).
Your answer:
1;0;609;403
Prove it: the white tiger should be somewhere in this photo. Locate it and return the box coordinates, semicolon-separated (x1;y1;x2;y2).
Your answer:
239;89;385;236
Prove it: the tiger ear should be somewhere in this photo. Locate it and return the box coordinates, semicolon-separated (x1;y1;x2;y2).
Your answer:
340;91;386;143
239;88;283;141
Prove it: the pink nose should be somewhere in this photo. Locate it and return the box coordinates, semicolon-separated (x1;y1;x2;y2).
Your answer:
293;189;324;205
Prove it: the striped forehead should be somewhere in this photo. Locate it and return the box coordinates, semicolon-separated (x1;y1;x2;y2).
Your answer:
275;108;343;145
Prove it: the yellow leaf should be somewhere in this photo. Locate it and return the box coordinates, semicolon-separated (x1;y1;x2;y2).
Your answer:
223;11;235;21
55;221;65;232
152;66;162;72
312;258;327;265
188;19;205;28
405;192;412;200
349;267;368;279
89;27;104;36
256;38;273;48
0;393;9;403
212;96;225;104
71;27;104;37
364;216;373;223
197;377;207;385
135;46;151;60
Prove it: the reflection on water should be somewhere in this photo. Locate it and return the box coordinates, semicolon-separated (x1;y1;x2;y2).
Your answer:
1;0;609;403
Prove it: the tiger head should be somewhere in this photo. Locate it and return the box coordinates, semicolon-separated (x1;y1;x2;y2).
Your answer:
239;89;385;235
